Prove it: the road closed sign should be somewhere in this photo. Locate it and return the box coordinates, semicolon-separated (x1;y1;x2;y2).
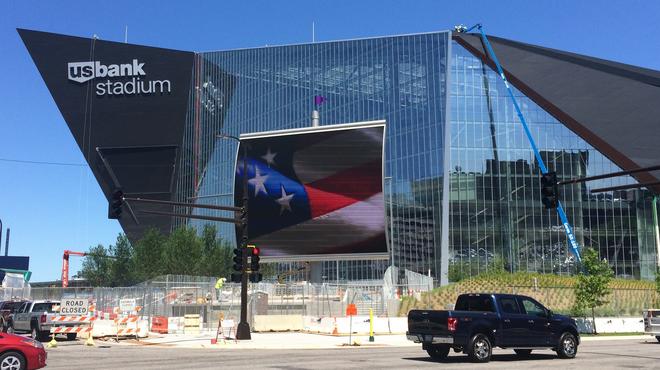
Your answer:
61;299;89;315
119;298;136;313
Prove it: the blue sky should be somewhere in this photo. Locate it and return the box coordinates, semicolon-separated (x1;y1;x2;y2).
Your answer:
1;0;659;282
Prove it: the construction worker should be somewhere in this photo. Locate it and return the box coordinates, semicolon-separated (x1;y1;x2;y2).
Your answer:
215;277;226;290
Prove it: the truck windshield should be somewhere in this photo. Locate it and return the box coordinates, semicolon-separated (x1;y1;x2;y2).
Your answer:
455;295;495;312
32;303;59;313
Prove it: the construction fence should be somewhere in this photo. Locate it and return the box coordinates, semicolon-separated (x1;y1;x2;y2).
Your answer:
9;274;657;334
17;275;429;331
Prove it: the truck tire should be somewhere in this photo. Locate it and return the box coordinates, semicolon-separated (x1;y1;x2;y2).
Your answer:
426;344;450;360
514;349;532;357
30;326;38;340
656;336;660;343
30;324;46;342
556;332;578;359
0;351;26;370
467;333;492;363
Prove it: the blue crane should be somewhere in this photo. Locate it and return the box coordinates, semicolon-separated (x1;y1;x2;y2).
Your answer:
455;24;582;263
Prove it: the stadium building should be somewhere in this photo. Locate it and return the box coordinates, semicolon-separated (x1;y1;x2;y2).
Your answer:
19;28;660;284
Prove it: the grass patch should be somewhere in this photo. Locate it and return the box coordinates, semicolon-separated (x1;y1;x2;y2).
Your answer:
399;272;658;317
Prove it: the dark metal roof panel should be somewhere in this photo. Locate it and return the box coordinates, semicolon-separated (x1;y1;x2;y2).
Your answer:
18;28;195;241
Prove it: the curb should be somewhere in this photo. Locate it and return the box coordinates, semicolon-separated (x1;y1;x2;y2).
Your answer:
580;335;650;341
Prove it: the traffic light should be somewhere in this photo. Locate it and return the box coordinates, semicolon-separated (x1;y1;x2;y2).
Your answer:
249;246;260;272
108;188;124;219
541;172;559;209
247;245;262;283
232;248;243;272
249;273;263;283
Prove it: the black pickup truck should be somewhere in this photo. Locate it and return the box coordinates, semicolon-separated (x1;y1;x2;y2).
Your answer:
407;293;579;363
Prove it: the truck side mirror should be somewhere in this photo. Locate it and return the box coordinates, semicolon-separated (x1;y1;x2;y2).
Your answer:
547;309;553;318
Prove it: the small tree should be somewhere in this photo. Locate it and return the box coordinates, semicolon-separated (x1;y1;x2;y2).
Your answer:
109;234;135;286
573;247;614;334
132;228;166;281
199;224;233;278
79;244;112;286
161;226;204;275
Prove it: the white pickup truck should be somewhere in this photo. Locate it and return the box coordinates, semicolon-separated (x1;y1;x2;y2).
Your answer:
643;309;660;342
8;300;85;341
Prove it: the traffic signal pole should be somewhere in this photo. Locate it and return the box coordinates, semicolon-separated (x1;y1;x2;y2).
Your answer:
236;141;251;340
108;135;254;339
457;24;582;263
558;164;660;186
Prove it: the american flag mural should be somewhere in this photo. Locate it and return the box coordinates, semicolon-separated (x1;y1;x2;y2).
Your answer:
234;123;387;258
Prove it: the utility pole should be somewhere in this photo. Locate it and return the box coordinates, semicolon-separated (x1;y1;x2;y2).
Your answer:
308;97;325;282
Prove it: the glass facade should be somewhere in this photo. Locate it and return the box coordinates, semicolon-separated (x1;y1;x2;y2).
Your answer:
176;32;450;281
448;42;658;280
174;31;658;283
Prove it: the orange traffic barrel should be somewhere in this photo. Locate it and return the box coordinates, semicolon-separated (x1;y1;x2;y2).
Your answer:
151;316;168;334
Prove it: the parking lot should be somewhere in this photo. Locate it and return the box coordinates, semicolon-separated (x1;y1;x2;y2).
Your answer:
43;336;659;369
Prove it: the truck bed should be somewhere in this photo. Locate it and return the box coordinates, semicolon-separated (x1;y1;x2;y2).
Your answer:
407;308;498;345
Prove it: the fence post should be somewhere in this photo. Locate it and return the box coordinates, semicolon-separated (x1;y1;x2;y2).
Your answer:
381;285;386;314
301;283;306;316
143;286;149;330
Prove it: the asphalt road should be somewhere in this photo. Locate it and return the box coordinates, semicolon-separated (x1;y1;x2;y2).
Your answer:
44;338;659;369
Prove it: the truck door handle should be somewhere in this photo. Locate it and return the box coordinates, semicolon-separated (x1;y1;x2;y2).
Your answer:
528;320;535;323
504;319;511;323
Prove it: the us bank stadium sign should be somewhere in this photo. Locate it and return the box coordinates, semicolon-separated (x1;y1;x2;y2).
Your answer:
67;59;171;96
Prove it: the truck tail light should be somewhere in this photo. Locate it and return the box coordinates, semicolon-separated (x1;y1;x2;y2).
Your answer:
40;314;46;323
447;317;458;332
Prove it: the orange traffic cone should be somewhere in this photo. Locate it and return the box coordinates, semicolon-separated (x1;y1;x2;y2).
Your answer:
331;317;339;336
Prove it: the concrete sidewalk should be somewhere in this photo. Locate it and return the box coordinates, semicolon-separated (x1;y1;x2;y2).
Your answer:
120;332;417;349
113;332;652;350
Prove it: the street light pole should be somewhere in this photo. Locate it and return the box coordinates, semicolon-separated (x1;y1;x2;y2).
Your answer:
218;134;251;340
